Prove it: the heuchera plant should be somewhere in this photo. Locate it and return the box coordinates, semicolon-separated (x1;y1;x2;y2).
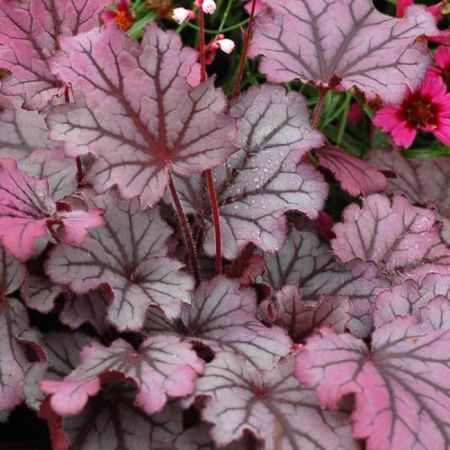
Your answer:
0;0;449;449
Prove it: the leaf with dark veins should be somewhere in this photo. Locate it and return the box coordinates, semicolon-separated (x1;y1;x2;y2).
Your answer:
47;23;235;207
193;352;357;450
21;149;77;200
21;275;64;313
259;285;351;341
175;84;327;259
0;298;32;414
249;0;438;102
41;335;204;416
0;244;25;296
47;196;193;331
374;273;450;328
332;194;450;281
419;297;450;331
0;94;60;160
0;0;110;110
264;228;389;336
296;316;450;450
145;276;291;370
0;159;103;261
317;144;388;197
62;385;183;450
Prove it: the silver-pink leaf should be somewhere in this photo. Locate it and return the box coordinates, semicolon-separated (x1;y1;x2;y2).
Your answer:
194;352;357;449
296;316;450;450
46;196;194;331
41;336;204;416
332;194;450;281
0;0;110;110
250;0;438;103
48;24;235;207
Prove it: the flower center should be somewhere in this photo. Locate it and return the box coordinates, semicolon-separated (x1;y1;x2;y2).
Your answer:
401;93;438;128
114;10;133;31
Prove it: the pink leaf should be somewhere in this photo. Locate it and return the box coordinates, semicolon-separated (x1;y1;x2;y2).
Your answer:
0;95;60;161
249;1;438;103
317;144;388;196
145;276;292;370
332;194;450;281
0;159;102;261
46;196;194;330
41;336;204;416
264;228;389;336
48;24;235;207
194;352;357;449
259;284;351;340
58;209;104;245
296;316;450;450
374;273;450;328
0;0;110;110
174;84;327;259
419;296;450;331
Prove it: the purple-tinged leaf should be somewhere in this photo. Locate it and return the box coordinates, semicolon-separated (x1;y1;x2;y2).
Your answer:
193;352;357;450
41;335;204;416
0;244;25;296
317;144;388;196
264;228;389;336
0;94;59;160
21;275;64;313
0;298;32;414
21;149;77;200
174;84;327;259
145;276;291;370
0;159;103;260
259;284;351;341
250;1;438;103
46;196;193;330
48;24;235;207
296;316;450;450
374;273;450;328
62;384;183;450
332;194;450;281
0;0;110;110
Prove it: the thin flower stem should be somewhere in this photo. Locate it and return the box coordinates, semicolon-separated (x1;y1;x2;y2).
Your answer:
199;4;223;274
168;173;201;285
232;0;257;98
311;89;328;129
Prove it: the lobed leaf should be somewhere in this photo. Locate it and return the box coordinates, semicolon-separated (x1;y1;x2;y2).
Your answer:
46;196;193;330
250;0;438;102
41;335;204;416
296;315;450;450
194;352;357;449
48;24;235;207
0;0;110;110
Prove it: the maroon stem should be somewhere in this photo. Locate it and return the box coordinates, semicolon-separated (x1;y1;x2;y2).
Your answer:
311;89;328;128
232;0;257;98
168;173;201;285
199;4;223;274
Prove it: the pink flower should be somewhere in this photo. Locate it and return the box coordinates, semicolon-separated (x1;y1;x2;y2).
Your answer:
396;1;450;44
172;7;196;24
101;0;134;31
433;45;450;91
199;0;216;14
373;71;450;148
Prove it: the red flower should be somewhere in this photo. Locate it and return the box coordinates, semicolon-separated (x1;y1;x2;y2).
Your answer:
102;0;134;31
373;71;450;148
